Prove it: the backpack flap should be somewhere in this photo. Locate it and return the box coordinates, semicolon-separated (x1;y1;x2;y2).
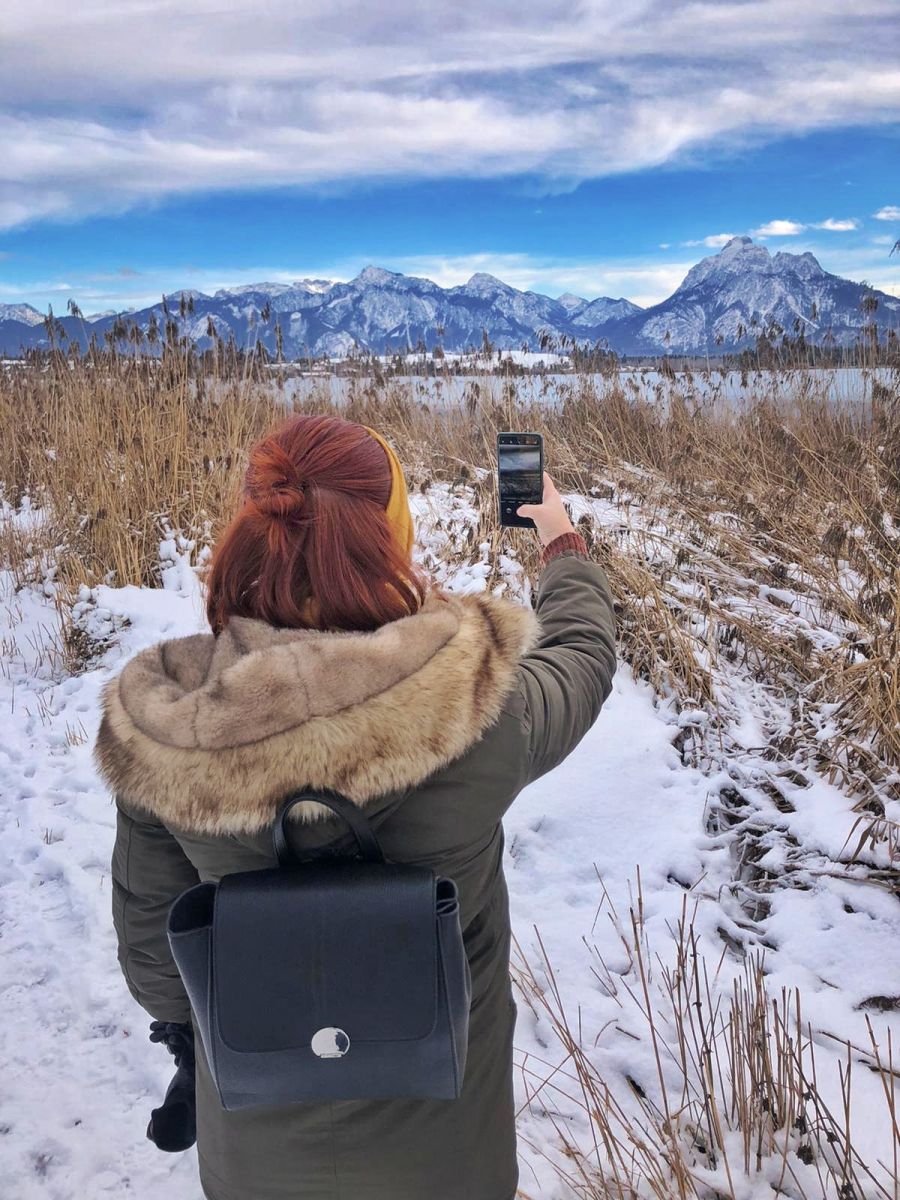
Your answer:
211;861;439;1054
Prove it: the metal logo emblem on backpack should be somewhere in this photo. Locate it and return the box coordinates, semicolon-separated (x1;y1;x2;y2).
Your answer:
167;787;472;1110
311;1027;350;1058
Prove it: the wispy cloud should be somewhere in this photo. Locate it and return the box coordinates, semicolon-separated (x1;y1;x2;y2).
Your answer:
1;1;898;229
814;217;859;231
682;234;739;248
682;215;864;247
682;213;869;247
873;205;900;221
752;219;807;237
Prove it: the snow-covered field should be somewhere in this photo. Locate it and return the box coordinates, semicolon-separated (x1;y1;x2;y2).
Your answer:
2;488;899;1199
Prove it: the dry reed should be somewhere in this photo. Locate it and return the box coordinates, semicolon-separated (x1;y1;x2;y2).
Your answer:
1;352;897;825
512;886;900;1199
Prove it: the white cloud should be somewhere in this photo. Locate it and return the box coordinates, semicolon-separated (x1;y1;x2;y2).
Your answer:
752;220;807;237
682;233;739;248
681;217;862;246
813;217;859;231
873;206;900;221
0;1;898;228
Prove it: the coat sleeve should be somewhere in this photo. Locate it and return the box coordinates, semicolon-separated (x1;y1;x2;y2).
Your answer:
517;548;617;785
111;795;200;1023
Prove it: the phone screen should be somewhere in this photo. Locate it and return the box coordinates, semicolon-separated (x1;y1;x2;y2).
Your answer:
499;445;542;497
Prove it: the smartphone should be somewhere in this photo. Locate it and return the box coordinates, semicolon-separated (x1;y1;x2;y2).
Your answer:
497;432;544;528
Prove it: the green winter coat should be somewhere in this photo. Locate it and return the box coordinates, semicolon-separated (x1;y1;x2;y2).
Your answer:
95;548;617;1200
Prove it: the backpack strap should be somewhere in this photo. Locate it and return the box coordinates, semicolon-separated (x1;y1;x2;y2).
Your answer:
273;789;385;866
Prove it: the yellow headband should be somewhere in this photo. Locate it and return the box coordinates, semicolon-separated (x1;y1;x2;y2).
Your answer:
363;426;415;558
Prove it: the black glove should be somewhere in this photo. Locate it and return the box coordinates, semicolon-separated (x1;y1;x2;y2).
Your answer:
146;1020;197;1152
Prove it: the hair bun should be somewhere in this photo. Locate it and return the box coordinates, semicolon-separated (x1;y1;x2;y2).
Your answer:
252;482;305;520
245;445;306;520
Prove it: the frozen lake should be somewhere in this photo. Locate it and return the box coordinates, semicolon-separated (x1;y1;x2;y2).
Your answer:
272;365;898;412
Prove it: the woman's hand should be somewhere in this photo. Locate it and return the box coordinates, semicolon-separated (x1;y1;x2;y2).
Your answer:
516;472;576;548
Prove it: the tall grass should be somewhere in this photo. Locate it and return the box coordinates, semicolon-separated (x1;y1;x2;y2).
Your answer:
1;351;898;824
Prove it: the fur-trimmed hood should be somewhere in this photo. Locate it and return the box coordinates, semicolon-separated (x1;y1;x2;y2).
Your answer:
94;588;540;836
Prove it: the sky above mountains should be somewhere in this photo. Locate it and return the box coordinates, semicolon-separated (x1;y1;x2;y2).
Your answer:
2;0;898;311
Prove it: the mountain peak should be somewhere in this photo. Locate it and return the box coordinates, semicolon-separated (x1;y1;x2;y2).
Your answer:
772;249;825;279
713;236;778;268
463;272;513;297
556;292;587;312
213;282;291;299
164;288;210;302
0;302;44;327
353;266;398;287
718;235;756;259
679;236;771;291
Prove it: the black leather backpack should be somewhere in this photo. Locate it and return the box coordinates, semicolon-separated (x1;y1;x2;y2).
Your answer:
166;789;471;1111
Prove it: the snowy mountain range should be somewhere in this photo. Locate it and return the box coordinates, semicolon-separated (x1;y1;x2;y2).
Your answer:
1;238;896;358
604;236;898;354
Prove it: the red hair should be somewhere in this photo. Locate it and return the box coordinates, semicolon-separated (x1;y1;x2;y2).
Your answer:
206;414;427;635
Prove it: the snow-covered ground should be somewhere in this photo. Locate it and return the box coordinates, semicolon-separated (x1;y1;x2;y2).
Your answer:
2;489;899;1199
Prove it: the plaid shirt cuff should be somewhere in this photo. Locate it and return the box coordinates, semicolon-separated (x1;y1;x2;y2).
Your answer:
541;531;589;564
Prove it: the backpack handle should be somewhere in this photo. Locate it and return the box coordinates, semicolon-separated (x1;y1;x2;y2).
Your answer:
273;788;385;866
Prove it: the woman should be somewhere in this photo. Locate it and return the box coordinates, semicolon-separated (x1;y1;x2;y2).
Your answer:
95;413;616;1200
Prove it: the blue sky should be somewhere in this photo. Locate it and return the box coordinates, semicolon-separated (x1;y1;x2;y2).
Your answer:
2;1;899;313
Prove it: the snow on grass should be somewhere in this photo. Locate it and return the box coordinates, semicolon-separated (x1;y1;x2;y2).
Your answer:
1;487;899;1198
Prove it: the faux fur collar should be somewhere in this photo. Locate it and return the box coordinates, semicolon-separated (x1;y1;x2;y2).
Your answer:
93;588;540;836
